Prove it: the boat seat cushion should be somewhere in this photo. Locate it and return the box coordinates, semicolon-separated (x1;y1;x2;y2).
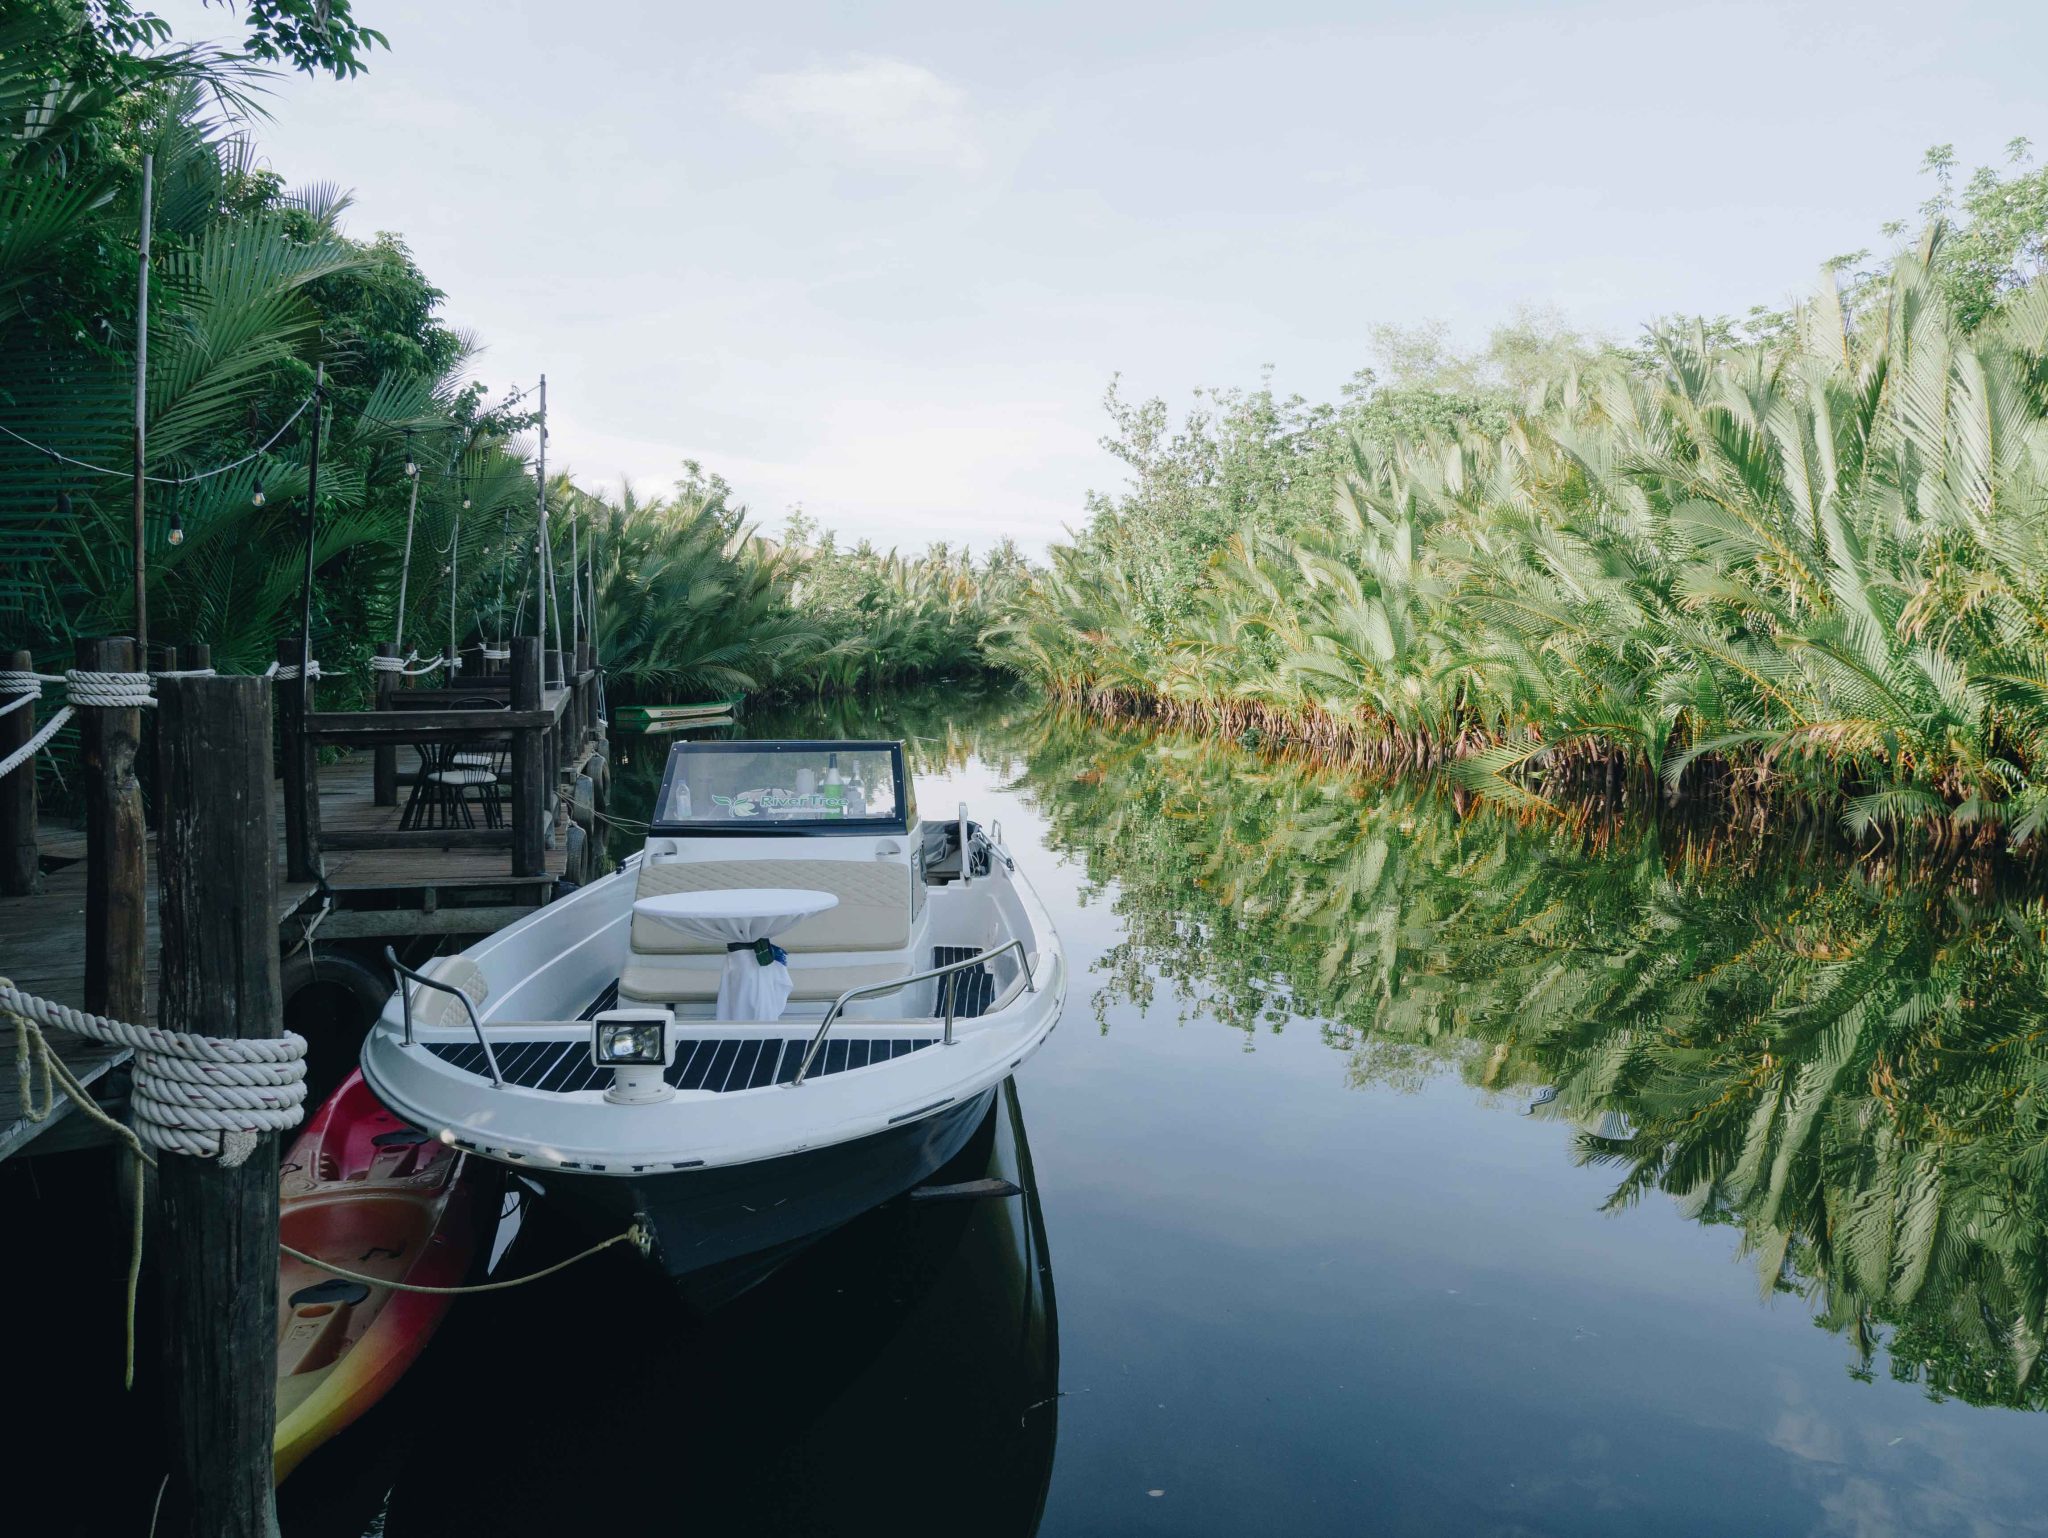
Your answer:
631;858;912;954
619;954;913;1005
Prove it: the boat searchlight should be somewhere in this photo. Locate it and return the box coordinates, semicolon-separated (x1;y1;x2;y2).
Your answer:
592;1008;677;1105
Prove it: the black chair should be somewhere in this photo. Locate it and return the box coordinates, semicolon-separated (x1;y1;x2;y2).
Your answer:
398;697;508;831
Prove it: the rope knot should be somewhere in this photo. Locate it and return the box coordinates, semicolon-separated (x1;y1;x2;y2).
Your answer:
64;669;155;709
0;980;309;1166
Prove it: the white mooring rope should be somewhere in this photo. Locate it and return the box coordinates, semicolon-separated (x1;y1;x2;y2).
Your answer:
369;651;452;677
267;659;323;681
0;670;156;781
2;980;307;1165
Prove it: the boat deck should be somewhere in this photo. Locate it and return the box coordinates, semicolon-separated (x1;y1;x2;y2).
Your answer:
429;1033;941;1094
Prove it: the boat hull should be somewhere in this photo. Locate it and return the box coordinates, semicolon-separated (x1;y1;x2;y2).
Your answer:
531;1087;996;1307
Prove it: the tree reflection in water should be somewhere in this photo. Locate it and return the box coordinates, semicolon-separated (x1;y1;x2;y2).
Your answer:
1003;706;2048;1412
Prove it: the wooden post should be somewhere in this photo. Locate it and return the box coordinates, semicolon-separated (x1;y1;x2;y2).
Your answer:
0;648;40;894
511;636;544;877
372;641;398;806
155;672;283;1538
179;641;212;673
78;636;146;1023
276;634;321;882
575;641;594;747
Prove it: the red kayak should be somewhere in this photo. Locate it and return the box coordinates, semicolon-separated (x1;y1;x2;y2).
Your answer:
274;1071;498;1481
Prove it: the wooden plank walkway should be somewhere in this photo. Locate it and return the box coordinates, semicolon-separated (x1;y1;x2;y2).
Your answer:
1;747;568;1159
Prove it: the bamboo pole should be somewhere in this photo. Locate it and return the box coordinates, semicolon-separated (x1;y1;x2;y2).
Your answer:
296;362;325;716
132;153;152;651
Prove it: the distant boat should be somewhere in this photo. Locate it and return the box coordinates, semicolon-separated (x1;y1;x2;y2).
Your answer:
613;697;744;730
274;1072;498;1481
634;714;735;736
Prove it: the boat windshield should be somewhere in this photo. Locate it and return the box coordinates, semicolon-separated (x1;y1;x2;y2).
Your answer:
651;740;910;835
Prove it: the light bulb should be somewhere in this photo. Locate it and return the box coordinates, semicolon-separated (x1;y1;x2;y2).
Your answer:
168;516;184;546
462;497;472;509
405;458;419;478
251;482;266;507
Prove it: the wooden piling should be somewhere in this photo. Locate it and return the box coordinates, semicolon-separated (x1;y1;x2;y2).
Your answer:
154;672;283;1538
511;636;545;877
179;641;211;672
0;648;39;894
78;636;146;1023
277;635;322;882
372;641;398;806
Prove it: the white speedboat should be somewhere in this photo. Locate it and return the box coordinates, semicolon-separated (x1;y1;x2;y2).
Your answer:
358;738;1066;1302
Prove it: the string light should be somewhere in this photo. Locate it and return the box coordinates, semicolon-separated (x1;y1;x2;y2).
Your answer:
251;480;266;507
404;430;419;479
168;506;184;546
0;393;314;485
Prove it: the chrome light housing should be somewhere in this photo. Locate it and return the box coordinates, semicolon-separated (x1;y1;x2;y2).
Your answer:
593;1016;668;1066
591;1008;677;1106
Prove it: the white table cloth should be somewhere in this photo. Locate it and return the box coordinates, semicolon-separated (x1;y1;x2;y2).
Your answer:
631;887;839;1022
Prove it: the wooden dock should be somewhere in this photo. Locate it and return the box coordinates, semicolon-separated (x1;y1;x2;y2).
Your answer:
1;642;602;1161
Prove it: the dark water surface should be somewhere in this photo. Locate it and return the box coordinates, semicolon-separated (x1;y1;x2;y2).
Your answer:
533;693;2048;1536
22;690;2048;1536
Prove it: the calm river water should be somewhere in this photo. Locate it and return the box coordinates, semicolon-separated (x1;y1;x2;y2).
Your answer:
73;689;2048;1535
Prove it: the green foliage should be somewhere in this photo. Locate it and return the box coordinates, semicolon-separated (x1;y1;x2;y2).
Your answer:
1;2;1006;738
1012;185;2048;847
779;509;1028;695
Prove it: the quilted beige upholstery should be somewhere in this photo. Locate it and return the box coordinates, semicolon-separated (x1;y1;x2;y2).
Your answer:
631;857;912;953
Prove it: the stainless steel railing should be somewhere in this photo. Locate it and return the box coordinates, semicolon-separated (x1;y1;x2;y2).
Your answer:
790;937;1034;1087
386;946;507;1088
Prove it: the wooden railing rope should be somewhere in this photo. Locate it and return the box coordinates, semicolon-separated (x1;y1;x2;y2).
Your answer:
0;669;160;780
369;650;455;677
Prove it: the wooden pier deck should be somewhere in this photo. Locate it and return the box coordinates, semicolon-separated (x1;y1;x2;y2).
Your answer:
1;745;574;1159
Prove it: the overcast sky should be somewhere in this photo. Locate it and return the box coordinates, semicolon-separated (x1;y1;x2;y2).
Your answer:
154;0;2048;555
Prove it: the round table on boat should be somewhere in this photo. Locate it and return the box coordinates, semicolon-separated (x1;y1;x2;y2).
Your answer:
631;887;839;1023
